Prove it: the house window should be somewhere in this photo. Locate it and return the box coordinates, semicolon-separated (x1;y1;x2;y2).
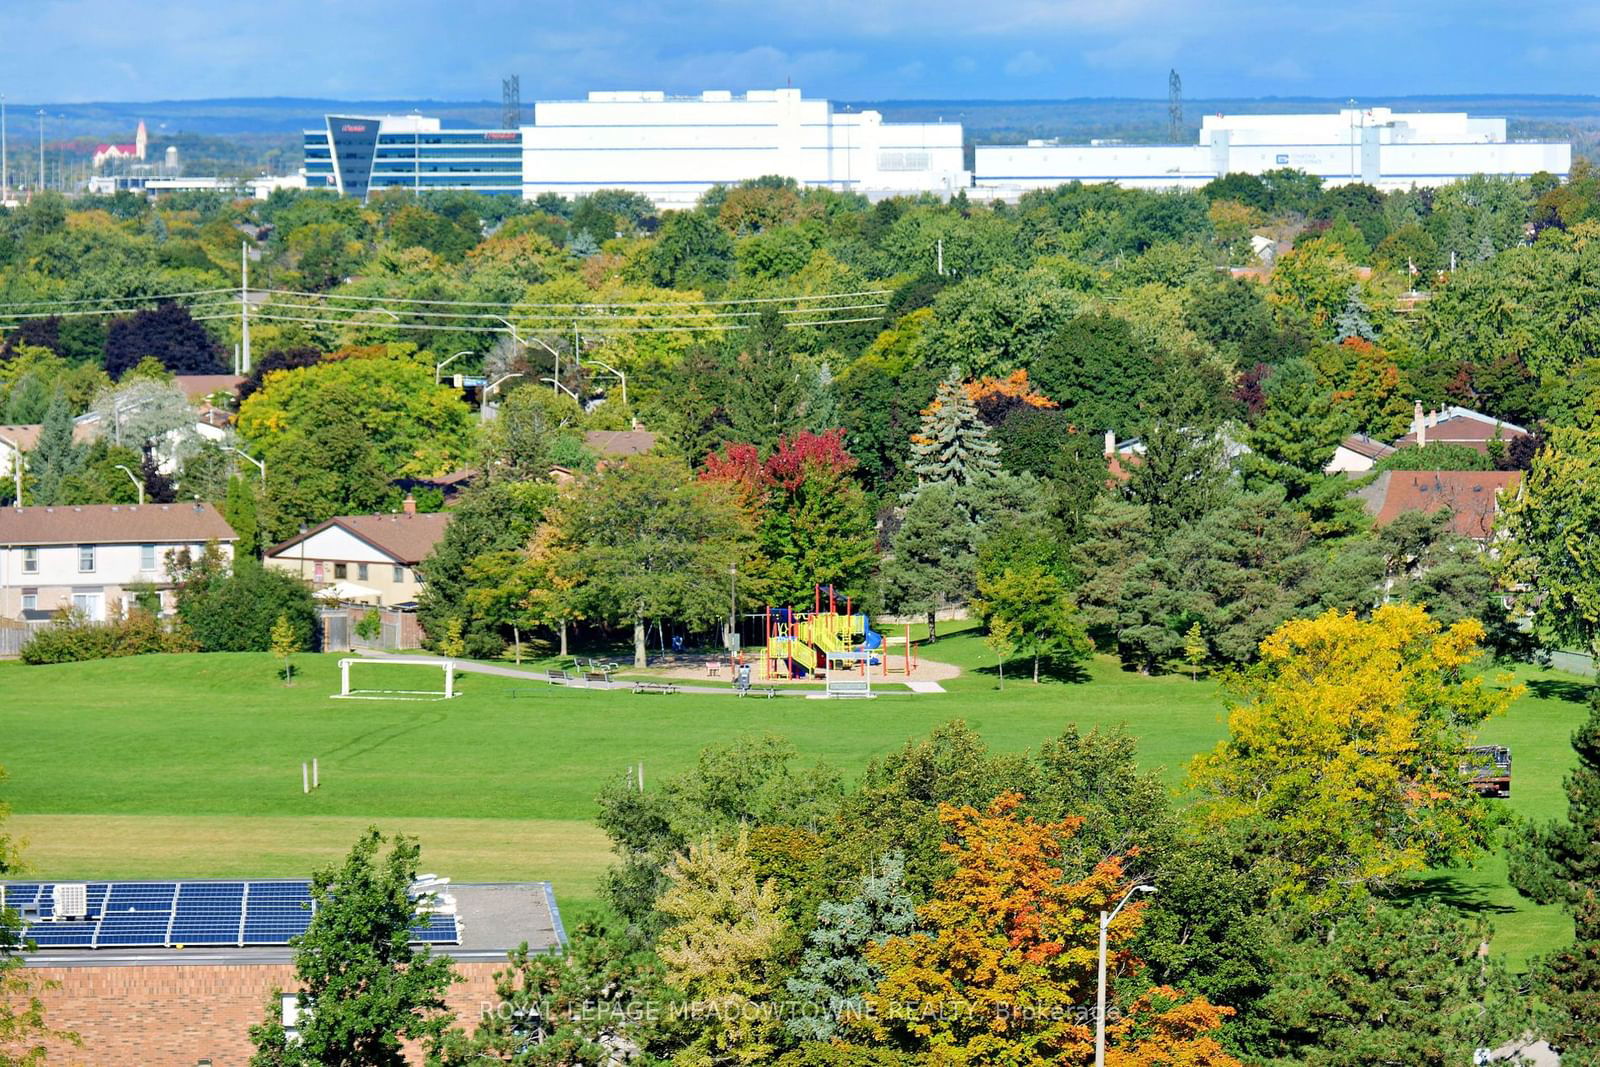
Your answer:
334;563;348;580
314;561;325;582
393;564;404;583
78;545;96;573
140;544;157;571
21;548;38;574
21;592;36;612
71;591;104;621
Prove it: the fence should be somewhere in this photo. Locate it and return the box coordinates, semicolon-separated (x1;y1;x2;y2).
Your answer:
0;618;96;658
318;603;419;653
1549;648;1598;678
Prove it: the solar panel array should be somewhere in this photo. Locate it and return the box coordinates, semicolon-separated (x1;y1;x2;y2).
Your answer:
0;880;460;950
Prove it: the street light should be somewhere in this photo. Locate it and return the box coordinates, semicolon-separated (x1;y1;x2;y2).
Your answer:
481;373;524;421
538;377;581;403
435;349;471;385
223;446;266;486
495;316;567;396
581;355;628;408
727;565;738;653
1095;884;1156;1067
113;464;144;505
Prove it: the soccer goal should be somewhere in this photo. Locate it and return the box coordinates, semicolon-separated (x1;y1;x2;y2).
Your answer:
333;658;459;701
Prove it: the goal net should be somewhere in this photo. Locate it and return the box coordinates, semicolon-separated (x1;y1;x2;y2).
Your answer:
333;658;458;701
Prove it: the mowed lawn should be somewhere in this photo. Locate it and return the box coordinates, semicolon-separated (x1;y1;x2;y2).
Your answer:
0;626;1590;965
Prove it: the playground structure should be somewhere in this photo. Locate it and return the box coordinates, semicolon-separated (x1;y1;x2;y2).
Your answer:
752;586;918;684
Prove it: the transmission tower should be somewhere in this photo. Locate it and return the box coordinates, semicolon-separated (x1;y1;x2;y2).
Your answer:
1168;69;1183;143
502;75;522;129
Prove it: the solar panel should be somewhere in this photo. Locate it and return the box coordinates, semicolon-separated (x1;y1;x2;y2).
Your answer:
2;879;459;950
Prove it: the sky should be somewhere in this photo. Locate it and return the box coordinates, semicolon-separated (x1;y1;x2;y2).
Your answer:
2;0;1597;104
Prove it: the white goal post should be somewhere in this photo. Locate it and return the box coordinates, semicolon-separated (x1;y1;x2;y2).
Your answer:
333;658;458;701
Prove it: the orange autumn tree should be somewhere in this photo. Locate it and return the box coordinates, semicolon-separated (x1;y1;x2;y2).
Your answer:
855;793;1240;1067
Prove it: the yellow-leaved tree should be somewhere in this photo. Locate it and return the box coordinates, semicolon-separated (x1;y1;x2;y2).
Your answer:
855;793;1241;1067
1190;604;1518;910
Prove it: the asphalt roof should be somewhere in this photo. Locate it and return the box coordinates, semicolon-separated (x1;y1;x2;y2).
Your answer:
266;511;453;566
0;503;238;546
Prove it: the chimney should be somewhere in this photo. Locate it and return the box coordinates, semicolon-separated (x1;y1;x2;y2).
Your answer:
401;494;417;516
1104;430;1116;457
1412;400;1424;437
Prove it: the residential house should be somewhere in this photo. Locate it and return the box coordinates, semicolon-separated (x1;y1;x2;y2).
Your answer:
1326;433;1397;474
1354;470;1523;541
1395;401;1531;455
0;503;237;622
584;428;658;462
263;499;451;606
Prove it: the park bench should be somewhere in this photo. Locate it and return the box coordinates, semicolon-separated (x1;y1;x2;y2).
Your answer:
547;669;574;685
631;681;678;695
737;685;777;699
583;670;612;686
706;660;723;678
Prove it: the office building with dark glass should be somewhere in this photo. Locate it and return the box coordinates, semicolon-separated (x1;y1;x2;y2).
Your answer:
302;115;523;200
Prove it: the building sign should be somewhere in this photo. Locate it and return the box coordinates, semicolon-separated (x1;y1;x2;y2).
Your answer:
341;124;370;133
1275;154;1289;165
484;131;518;141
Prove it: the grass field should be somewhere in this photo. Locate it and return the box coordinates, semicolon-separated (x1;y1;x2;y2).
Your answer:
0;624;1589;965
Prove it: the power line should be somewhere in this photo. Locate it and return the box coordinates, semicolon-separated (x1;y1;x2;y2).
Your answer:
243;298;887;323
251;286;892;311
190;310;885;334
0;286;237;309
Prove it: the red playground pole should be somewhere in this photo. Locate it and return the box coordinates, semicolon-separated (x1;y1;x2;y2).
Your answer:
788;605;796;680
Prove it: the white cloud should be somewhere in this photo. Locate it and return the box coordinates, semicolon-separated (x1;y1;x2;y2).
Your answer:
1004;49;1052;78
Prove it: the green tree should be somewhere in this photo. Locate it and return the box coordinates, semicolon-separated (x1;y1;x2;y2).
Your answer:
1498;419;1600;649
1030;311;1160;436
983;616;1019;690
548;456;755;667
1510;693;1600;908
909;372;999;489
1531;891;1600;1063
1374;443;1494;472
257;394;394;540
1241;359;1349;501
641;209;735;289
223;476;261;559
1126;354;1231;535
26;391;81;506
435;619;466;660
974;563;1092;683
1257;902;1532;1067
655;832;789;1065
417;481;551;658
726;308;805;451
269;613;299;685
170;546;318;653
1184;622;1206;681
785;851;916;1042
248;829;459;1066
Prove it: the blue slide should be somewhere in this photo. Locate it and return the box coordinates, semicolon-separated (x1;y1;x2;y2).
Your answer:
862;615;884;665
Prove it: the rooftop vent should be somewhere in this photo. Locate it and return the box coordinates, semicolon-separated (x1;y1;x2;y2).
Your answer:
53;883;88;921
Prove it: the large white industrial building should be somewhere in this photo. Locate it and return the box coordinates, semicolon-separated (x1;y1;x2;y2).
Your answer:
522;89;968;207
302;89;967;207
973;107;1571;197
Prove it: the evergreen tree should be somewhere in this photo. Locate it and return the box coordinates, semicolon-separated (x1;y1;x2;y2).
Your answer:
1126;354;1230;535
138;450;176;504
1241;359;1350;500
785;852;916;1041
223;476;261;560
806;360;842;433
726;308;804;451
1332;285;1378;343
28;390;82;506
1532;891;1600;1062
909;372;999;490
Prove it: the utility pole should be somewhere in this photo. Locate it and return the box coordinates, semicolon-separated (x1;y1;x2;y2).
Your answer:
936;237;944;276
37;109;44;193
2;93;8;204
240;241;251;373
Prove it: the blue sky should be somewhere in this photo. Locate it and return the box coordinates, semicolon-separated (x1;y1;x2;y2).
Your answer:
2;0;1594;103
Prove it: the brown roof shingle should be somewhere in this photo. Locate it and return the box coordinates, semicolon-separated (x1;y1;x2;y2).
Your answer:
267;512;453;565
0;503;238;546
173;375;245;401
1356;470;1522;540
583;429;658;458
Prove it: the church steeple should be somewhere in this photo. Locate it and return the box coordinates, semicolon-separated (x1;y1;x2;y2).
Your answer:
135;120;147;160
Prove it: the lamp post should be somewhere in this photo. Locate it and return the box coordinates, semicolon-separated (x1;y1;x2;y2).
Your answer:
728;565;738;654
224;446;266;486
481;373;524;422
496;316;567;396
113;464;144;505
581;355;627;408
1095;884;1156;1067
435;349;471;385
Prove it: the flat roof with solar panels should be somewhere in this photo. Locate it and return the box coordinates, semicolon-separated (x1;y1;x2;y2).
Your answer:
0;879;565;968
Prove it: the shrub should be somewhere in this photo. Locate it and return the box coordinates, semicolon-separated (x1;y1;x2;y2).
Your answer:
22;607;196;665
170;545;319;652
